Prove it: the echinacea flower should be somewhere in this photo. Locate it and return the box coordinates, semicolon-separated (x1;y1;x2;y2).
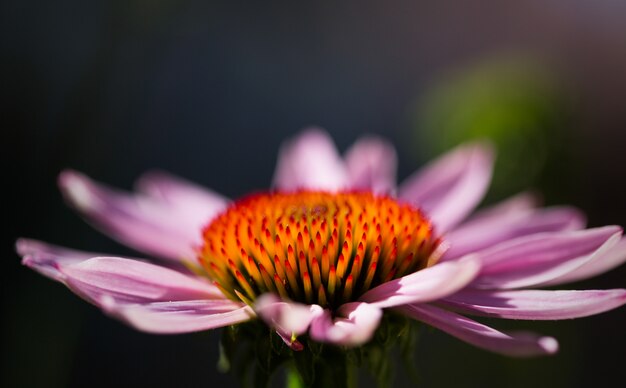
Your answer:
17;129;626;383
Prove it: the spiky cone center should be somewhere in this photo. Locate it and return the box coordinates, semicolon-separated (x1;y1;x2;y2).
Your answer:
198;191;442;308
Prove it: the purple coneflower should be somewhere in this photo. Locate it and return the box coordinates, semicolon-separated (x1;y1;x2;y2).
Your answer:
17;129;626;373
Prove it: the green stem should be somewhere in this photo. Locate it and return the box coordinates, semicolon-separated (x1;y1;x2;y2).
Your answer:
286;364;305;388
291;344;357;388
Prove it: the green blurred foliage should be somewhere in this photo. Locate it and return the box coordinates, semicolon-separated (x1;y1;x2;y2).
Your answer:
414;57;576;204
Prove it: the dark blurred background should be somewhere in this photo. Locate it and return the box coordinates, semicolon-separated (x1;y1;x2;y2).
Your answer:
3;1;626;387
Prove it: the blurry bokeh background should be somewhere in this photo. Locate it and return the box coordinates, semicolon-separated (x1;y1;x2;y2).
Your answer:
3;1;626;387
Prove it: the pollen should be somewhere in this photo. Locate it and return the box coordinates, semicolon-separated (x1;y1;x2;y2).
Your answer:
198;191;441;308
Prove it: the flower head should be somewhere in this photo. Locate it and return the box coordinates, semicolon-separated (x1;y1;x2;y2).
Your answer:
200;191;441;306
17;128;626;360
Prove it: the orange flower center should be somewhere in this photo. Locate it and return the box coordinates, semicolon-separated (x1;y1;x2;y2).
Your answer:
198;191;441;308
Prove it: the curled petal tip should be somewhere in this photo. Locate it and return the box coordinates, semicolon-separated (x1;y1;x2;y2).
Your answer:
20;255;34;268
539;337;559;355
15;238;29;256
58;170;98;211
289;339;304;351
99;294;116;313
57;169;82;189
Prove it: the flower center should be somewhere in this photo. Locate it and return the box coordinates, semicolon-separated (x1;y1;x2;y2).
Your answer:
198;191;441;308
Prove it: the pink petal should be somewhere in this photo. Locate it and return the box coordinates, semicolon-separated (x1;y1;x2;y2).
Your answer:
441;289;626;320
472;226;622;289
399;142;494;233
59;170;217;261
541;236;626;286
359;256;481;308
17;238;98;261
19;241;251;334
60;257;225;304
17;238;104;281
272;128;349;191
254;294;324;337
459;192;540;225
444;207;585;261
396;303;558;357
135;170;229;231
344;136;397;194
100;298;254;334
18;241;226;305
309;302;382;346
276;331;304;351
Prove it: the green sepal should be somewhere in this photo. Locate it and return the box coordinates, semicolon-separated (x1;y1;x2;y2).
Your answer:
216;312;422;388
